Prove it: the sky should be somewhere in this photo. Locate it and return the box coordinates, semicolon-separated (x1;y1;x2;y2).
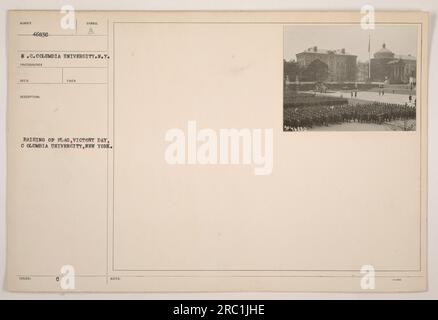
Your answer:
284;24;418;62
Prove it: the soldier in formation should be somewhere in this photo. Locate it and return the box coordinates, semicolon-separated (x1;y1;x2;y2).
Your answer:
284;102;416;131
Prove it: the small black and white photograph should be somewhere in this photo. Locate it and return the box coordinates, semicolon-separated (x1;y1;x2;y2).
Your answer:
283;25;418;131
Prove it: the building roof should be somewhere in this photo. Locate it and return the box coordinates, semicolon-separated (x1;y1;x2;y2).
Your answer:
387;60;403;65
297;46;356;56
395;54;416;61
373;43;395;59
387;55;417;65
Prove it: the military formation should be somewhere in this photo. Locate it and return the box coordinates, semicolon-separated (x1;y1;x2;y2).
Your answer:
283;102;416;131
284;91;347;108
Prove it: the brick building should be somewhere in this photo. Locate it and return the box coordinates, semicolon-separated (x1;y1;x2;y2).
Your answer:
296;46;357;82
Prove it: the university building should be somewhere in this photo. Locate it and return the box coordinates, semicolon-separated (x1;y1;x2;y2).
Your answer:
370;43;416;84
296;46;357;82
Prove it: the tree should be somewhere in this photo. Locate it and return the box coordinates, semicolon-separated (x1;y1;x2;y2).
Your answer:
302;59;328;82
283;60;300;83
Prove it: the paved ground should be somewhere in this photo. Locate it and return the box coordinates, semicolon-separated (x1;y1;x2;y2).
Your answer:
307;120;416;131
311;90;416;106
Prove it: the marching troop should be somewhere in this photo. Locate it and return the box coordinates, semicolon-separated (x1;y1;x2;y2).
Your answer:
284;102;416;131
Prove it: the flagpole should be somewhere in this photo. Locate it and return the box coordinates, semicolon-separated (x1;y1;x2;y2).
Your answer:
368;33;371;81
